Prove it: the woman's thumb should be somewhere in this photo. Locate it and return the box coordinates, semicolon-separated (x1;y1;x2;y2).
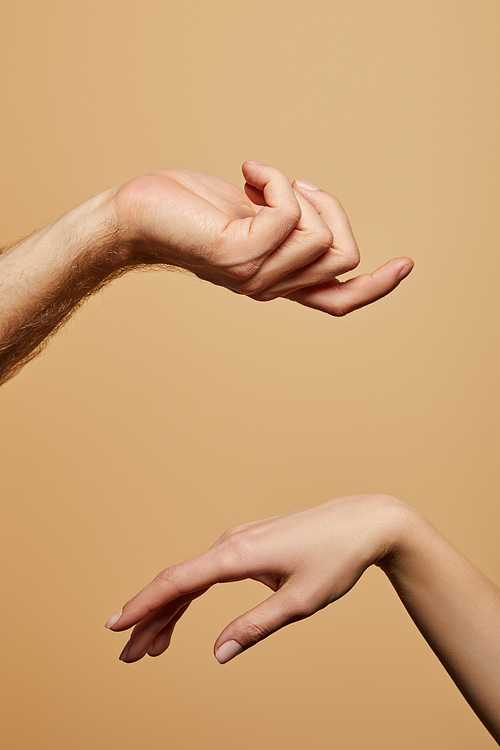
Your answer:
214;587;307;664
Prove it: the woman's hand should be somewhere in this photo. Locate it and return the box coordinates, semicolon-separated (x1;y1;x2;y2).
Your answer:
105;492;500;742
105;494;407;663
114;161;413;316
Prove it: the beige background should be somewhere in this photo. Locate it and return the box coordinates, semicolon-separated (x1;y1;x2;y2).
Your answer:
1;0;499;747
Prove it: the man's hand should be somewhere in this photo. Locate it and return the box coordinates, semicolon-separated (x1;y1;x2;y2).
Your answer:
114;161;414;315
0;161;413;384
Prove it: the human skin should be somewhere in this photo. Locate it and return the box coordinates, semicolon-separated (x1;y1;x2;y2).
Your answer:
0;162;413;384
105;494;500;743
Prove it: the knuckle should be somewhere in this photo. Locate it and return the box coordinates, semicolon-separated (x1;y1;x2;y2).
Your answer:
155;565;183;594
241;277;265;296
240;619;271;644
345;243;361;268
216;528;233;544
223;261;260;284
303;226;334;255
328;194;344;210
333;244;360;274
217;523;247;543
327;302;349;317
335;259;358;276
249;288;277;302
225;531;255;560
317;226;334;252
286;592;315;620
237;275;277;300
282;202;302;226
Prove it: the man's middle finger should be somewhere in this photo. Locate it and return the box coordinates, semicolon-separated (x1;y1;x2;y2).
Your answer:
245;189;334;300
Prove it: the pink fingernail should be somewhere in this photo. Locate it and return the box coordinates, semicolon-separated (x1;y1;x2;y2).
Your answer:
105;609;123;629
397;262;414;281
246;160;263;165
215;640;243;664
295;179;319;190
119;641;131;662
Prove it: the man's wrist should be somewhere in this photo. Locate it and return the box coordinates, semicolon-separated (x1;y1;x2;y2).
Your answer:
0;185;133;384
108;176;175;268
53;186;131;275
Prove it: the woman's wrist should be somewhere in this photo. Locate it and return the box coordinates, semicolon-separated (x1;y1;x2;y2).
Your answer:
375;497;438;585
372;495;425;573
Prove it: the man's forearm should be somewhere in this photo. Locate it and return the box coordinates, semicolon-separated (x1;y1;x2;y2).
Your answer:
381;508;500;742
0;164;415;384
0;188;125;384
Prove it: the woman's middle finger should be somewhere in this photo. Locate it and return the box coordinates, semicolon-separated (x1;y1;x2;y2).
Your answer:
120;590;207;663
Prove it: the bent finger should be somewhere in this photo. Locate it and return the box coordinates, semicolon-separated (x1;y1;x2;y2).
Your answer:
238;161;302;257
257;246;350;299
148;602;192;658
214;585;314;665
120;599;195;663
105;549;228;633
293;181;359;266
244;183;266;207
247;189;334;294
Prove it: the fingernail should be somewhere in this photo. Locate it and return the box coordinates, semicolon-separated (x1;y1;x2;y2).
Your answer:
397;262;414;281
295;179;319;190
119;641;131;662
105;609;123;629
215;640;243;664
245;160;263;165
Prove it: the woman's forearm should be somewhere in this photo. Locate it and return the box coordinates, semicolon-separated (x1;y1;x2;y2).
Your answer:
381;506;500;742
105;494;498;740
